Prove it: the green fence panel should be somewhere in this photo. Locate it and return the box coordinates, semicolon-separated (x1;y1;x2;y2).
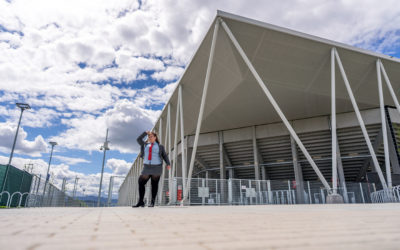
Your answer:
0;164;33;207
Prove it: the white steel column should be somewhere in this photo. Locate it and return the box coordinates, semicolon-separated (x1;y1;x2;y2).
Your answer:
158;117;163;153
167;104;172;198
172;96;180;180
219;131;226;203
182;20;220;204
158;118;164;204
220;18;331;191
379;61;400;116
252;126;260;180
333;48;388;190
291;136;304;204
336;142;349;203
377;59;392;188
169;96;180;205
133;167;136;206
219;131;226;180
168;104;171;155
159;112;170;204
136;160;139;203
178;85;187;193
132;161;136;204
331;48;338;194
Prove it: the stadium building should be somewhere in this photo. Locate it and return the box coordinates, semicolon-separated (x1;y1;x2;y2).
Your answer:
118;11;400;206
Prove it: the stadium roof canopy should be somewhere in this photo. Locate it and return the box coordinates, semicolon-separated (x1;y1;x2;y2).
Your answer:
154;10;400;142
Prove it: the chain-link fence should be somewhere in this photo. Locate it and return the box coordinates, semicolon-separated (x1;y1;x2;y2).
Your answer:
119;176;377;206
24;174;84;207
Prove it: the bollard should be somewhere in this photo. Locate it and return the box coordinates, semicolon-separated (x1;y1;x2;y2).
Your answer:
228;179;232;205
267;180;272;204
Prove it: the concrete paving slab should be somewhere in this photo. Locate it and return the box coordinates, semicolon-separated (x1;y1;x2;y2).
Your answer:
1;204;400;250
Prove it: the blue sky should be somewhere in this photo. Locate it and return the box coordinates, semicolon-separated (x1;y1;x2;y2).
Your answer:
1;0;399;197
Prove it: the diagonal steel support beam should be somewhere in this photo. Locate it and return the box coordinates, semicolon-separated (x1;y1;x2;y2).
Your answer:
379;61;400;117
385;111;400;174
334;48;387;191
356;128;383;181
178;85;187;192
182;20;220;205
377;59;391;188
220;18;331;191
379;61;400;187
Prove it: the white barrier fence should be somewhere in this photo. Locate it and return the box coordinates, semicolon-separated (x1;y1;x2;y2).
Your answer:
118;176;378;206
0;174;84;208
371;185;400;203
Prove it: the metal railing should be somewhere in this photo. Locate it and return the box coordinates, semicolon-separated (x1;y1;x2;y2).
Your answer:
118;176;376;206
371;185;400;203
0;174;85;208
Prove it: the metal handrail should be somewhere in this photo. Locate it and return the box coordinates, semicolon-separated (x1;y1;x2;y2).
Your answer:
371;185;400;203
19;192;30;207
8;191;22;207
0;191;10;207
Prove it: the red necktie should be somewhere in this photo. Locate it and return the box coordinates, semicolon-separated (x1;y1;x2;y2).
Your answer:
148;143;153;161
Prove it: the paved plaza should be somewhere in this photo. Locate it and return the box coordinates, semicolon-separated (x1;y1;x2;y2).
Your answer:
1;204;400;250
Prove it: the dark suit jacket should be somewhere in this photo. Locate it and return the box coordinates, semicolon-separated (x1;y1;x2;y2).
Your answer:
136;131;171;165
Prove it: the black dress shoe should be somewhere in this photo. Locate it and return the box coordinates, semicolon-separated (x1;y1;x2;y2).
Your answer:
148;200;155;207
132;201;145;208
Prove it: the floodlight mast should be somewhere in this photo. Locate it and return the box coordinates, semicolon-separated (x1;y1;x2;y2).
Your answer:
1;103;31;193
97;128;110;207
42;141;57;201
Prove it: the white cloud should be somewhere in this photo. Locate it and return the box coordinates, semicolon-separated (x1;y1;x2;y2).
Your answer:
0;106;59;128
50;97;162;153
106;158;131;176
52;155;90;165
151;66;184;81
0;122;47;157
1;0;398;121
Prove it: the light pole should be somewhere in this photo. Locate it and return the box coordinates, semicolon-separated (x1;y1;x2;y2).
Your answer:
97;128;110;207
72;176;79;198
43;141;57;198
1;103;30;193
